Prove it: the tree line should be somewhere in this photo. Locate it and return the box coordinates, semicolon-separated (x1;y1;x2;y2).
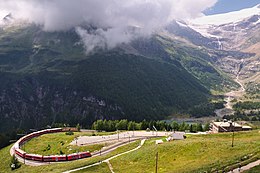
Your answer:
92;119;210;133
233;101;260;111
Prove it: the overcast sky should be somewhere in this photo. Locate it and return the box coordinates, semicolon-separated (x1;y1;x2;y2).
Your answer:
0;0;218;53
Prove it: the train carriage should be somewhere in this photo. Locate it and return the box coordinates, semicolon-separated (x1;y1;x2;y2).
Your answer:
43;155;67;162
15;148;26;158
24;154;43;161
56;155;67;161
43;156;55;162
67;153;79;161
79;152;92;159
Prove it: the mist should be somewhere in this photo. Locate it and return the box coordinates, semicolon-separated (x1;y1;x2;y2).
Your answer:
0;0;217;53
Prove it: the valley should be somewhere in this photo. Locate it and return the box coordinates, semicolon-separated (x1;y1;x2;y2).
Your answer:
184;6;260;120
0;1;259;173
215;65;246;118
0;0;259;153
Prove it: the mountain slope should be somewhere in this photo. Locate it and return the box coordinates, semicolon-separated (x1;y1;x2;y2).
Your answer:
171;5;260;98
0;24;216;135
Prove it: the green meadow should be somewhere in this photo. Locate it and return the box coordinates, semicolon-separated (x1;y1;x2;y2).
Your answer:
0;130;259;173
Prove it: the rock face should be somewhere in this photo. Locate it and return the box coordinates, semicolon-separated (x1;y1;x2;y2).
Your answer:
184;5;260;97
0;76;121;132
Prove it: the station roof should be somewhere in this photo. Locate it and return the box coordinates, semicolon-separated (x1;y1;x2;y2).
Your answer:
213;122;242;127
242;125;252;129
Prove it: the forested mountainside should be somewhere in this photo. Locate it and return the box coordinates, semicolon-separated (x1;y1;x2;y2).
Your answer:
0;22;232;139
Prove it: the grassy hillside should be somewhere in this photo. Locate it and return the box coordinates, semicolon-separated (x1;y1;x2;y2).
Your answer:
111;131;260;173
1;131;259;173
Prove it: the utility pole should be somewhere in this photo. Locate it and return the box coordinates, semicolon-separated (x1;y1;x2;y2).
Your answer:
232;122;234;147
155;152;158;173
229;121;235;147
117;129;119;141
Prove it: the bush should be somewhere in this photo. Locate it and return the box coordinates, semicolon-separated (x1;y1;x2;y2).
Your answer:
43;144;51;151
76;123;81;132
60;150;64;155
10;155;21;170
65;131;74;135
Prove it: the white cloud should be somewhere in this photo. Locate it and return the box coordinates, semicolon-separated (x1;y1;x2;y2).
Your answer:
0;0;217;53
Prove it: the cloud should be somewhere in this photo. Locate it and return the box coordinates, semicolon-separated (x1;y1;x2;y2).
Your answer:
0;0;217;53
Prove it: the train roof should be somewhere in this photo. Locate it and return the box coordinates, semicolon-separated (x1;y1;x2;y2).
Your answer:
78;151;90;154
43;155;67;157
15;148;26;154
26;153;43;157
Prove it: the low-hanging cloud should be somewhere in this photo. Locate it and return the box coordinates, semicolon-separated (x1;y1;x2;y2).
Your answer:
0;0;217;53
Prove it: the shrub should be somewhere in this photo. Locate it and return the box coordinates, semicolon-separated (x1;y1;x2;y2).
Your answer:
10;155;21;170
60;150;64;155
43;144;51;151
65;131;74;135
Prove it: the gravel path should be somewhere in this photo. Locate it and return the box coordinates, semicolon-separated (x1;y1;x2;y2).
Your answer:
228;160;260;173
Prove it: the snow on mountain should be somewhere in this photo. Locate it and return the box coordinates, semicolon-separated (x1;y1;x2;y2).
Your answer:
188;4;260;39
191;4;260;26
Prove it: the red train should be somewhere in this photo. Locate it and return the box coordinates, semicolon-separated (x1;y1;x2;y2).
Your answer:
15;149;91;162
15;148;26;158
14;128;91;162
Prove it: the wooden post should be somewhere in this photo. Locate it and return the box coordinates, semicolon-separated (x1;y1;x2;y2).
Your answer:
232;124;234;147
117;130;119;141
155;152;158;173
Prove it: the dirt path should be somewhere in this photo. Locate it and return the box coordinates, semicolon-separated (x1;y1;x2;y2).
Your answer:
228;159;260;173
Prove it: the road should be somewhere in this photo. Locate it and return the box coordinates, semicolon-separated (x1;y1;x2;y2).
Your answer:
71;131;169;146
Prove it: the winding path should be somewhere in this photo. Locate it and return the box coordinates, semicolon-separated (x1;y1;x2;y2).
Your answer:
228;159;260;173
63;139;146;173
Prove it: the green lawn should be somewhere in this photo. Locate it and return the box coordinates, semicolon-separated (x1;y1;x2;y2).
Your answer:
74;163;110;173
1;131;260;173
110;130;260;173
22;132;105;155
